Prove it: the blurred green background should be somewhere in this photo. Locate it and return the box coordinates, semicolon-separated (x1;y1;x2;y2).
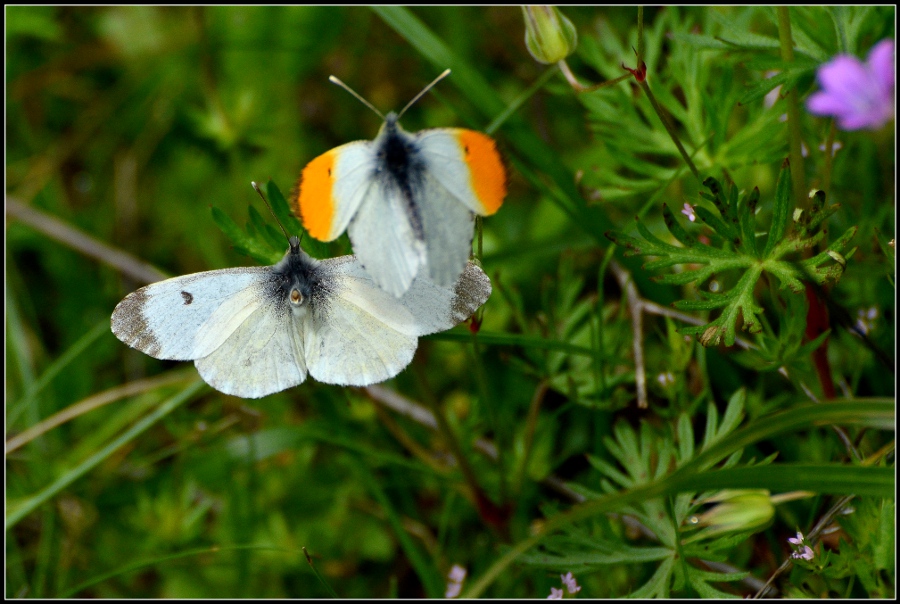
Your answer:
6;6;894;599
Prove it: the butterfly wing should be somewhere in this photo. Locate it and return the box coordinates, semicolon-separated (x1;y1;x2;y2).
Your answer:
319;257;491;335
400;261;492;335
111;267;308;399
415;128;507;216
294;141;377;242
303;256;421;386
112;268;267;360
414;171;476;288
346;173;425;297
194;301;307;399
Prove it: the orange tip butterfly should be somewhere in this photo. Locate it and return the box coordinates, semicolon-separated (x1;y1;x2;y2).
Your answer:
292;69;506;297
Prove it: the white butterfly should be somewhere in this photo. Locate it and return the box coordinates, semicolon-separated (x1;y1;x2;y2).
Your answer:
292;70;506;298
111;236;491;398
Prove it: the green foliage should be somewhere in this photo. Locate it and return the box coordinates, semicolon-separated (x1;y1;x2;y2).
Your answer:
521;391;754;597
607;162;857;346
6;5;894;600
786;498;895;598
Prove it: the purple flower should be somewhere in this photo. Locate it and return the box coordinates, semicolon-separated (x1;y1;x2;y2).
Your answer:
561;572;582;594
447;564;467;583
788;531;815;561
547;587;564;599
807;39;895;130
681;203;697;222
445;564;467;598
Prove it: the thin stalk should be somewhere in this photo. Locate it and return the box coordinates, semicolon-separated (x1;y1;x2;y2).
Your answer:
468;333;509;507
372;403;450;475
558;60;630;93
633;2;700;184
302;547;339;598
513;380;549;495
777;7;808;211
6;369;195;454
822;119;837;194
639;81;702;184
473;215;486;326
411;365;504;531
485;66;558;135
637;6;645;64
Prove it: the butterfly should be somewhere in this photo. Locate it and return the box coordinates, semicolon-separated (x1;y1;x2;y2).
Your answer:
293;70;506;297
112;235;491;398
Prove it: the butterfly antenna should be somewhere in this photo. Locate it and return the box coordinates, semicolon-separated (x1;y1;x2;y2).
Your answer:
398;68;451;119
251;181;291;244
328;75;385;120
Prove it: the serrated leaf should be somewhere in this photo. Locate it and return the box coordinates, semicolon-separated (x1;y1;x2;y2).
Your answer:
662;203;696;246
248;204;284;252
265;179;303;233
695;205;739;243
737;187;760;257
762;159;793;257
669;32;732;50
738;64;817;106
211;206;277;264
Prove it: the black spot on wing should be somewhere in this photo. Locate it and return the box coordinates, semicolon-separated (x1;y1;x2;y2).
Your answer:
181;291;193;305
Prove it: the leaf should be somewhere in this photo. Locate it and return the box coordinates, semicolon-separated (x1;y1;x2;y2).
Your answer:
210;206;278;264
762;159;793;258
611;161;855;347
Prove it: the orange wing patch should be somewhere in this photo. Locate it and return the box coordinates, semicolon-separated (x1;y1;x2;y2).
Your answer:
297;151;337;241
458;130;506;215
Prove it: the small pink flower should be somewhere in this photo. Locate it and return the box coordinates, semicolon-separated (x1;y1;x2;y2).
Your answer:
561;572;582;594
788;531;815;561
819;140;842;156
681;203;697;222
807;39;895;130
764;70;782;109
445;564;467;598
448;564;466;583
445;582;463;599
547;586;564;599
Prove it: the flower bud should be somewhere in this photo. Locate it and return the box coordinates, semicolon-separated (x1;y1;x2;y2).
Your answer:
522;6;577;64
694;490;775;536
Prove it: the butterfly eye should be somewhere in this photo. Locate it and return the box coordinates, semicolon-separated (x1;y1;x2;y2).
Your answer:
290;289;303;306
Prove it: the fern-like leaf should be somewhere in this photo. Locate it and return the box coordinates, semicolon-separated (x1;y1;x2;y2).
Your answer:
606;160;855;346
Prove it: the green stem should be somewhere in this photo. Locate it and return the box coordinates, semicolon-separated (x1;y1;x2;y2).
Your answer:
474;215;485;326
822;119;837;195
486;66;557;135
468;332;508;506
633;5;700;184
639;80;702;184
302;547;339;598
411;365;502;524
637;6;645;64
777;6;807;211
